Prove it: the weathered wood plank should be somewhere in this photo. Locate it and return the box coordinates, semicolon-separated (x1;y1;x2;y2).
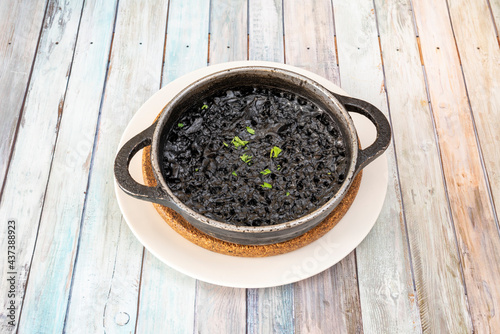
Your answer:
0;0;47;193
448;0;500;217
208;0;247;64
13;0;118;332
163;0;210;83
490;0;500;37
194;284;247;334
413;0;500;331
373;0;477;332
247;285;294;334
446;0;500;331
248;0;284;62
247;2;294;333
292;257;362;333
331;0;424;332
192;1;247;333
63;0;169;332
136;259;196;333
15;0;117;330
284;0;338;83
135;0;209;332
284;1;363;332
0;0;86;332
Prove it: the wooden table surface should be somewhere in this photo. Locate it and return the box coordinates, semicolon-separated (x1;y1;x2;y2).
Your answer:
1;0;499;332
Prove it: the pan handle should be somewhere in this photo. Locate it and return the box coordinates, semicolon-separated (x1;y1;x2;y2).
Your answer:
114;122;177;209
332;93;392;175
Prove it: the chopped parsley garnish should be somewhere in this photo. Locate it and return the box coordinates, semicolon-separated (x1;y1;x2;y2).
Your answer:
261;182;272;189
246;126;255;134
286;192;290;196
195;168;199;172
223;142;229;147
201;104;208;109
177;123;184;128
232;136;249;148
277;165;281;171
240;153;252;163
270;146;282;158
260;169;271;175
232;171;237;176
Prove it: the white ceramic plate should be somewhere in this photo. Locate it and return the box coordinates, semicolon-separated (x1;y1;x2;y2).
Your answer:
114;61;388;288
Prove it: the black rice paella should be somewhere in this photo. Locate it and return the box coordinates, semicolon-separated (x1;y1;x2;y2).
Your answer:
161;86;350;227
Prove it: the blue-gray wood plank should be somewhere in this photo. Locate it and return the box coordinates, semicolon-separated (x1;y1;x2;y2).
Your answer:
0;0;47;195
63;0;169;332
17;0;118;332
135;0;209;331
0;0;88;332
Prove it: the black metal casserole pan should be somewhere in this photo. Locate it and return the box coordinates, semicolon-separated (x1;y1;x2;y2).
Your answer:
114;65;391;245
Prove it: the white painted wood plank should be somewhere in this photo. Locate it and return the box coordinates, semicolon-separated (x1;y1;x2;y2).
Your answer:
446;0;500;331
334;0;425;332
373;0;472;331
0;0;47;191
194;284;247;334
208;0;247;64
248;0;284;62
412;0;500;331
448;0;500;215
284;0;338;83
14;0;118;332
247;2;293;333
63;0;169;332
337;0;473;331
284;1;363;332
0;0;86;332
192;1;247;333
135;0;209;332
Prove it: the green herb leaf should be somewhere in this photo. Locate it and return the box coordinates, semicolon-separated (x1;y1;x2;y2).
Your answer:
178;123;184;128
261;182;272;189
195;168;199;172
286;192;290;196
231;136;249;148
201;104;208;109
240;153;252;163
260;169;271;175
232;171;237;176
270;146;282;158
223;142;229;147
246;126;255;134
277;165;281;171
327;172;331;175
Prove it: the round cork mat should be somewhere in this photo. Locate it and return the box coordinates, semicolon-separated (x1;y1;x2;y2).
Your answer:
142;144;362;257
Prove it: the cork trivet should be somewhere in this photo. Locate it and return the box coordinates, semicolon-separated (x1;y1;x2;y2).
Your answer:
142;144;362;257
